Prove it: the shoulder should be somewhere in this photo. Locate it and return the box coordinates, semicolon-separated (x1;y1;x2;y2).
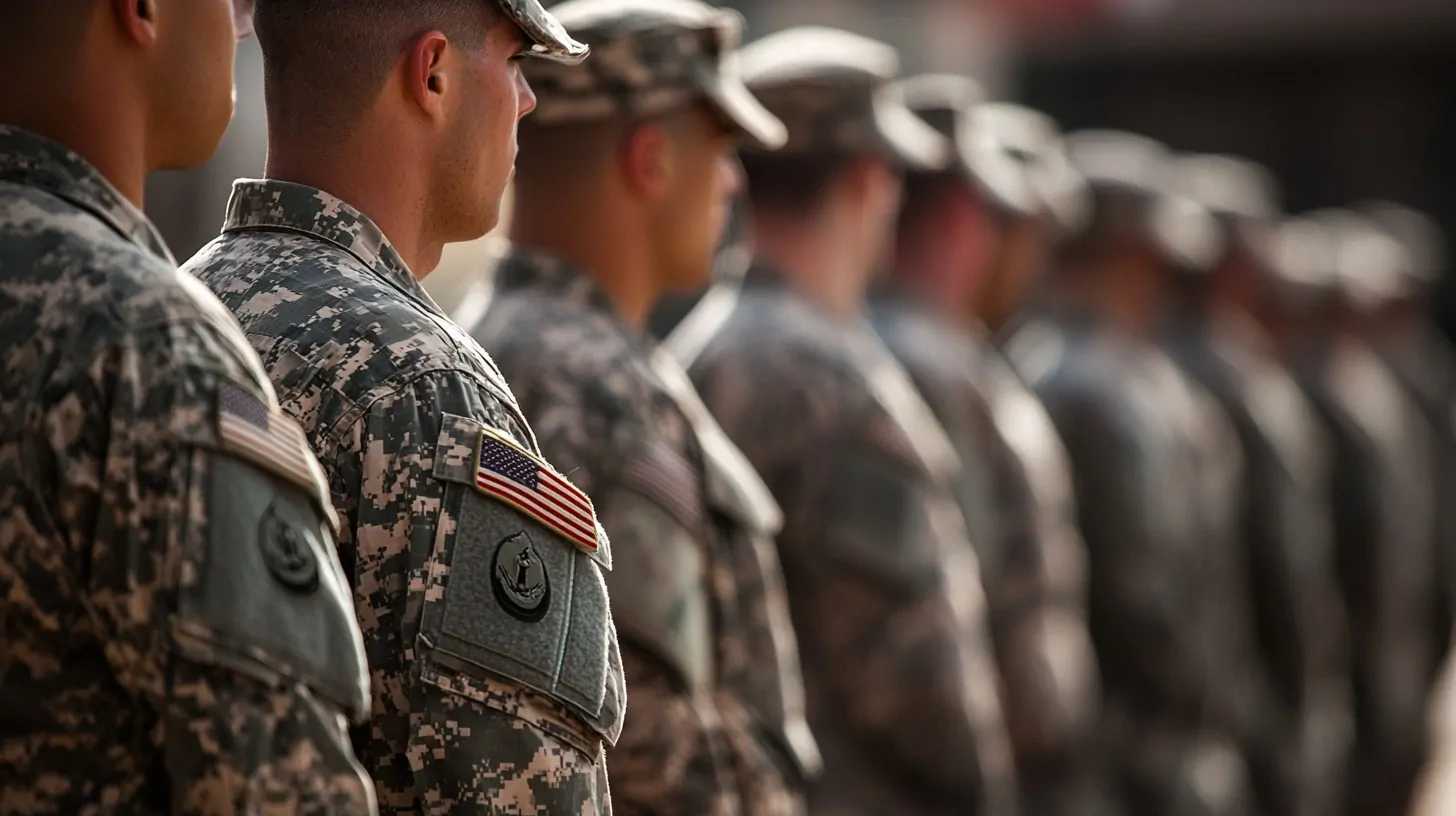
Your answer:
184;230;520;439
480;294;692;492
695;288;864;402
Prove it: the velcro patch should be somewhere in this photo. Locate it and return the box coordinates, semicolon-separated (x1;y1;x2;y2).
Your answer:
620;441;703;531
474;427;599;555
215;381;337;533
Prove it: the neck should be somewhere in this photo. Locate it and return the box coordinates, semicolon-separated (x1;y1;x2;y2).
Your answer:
265;127;438;277
510;199;659;330
751;208;872;318
0;77;148;208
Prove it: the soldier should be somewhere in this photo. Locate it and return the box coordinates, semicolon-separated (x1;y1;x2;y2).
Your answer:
869;76;1101;815
667;26;1018;816
1268;212;1439;816
0;1;375;813
1355;202;1456;669
1166;156;1355;816
1007;131;1267;816
180;2;628;813
462;0;819;812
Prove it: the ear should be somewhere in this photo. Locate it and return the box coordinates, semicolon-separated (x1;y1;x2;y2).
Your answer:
620;121;675;201
402;31;452;122
110;0;160;48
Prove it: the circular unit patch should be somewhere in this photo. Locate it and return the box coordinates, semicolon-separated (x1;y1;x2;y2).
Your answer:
259;505;321;593
492;532;551;622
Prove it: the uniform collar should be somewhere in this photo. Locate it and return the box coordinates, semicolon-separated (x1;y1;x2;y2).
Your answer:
222;179;442;315
0;125;174;264
496;246;625;322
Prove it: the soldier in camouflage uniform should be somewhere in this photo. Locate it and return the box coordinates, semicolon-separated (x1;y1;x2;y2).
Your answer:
1006;131;1268;816
1356;202;1456;672
668;27;1018;816
0;1;375;813
1163;156;1354;816
181;2;629;813
462;1;819;813
869;76;1102;815
1267;212;1438;816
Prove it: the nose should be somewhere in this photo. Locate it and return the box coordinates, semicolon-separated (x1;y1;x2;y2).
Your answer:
516;70;538;119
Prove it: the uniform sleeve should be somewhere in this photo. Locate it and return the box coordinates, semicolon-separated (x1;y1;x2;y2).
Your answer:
86;322;375;815
1046;384;1214;719
330;371;616;815
728;378;1009;807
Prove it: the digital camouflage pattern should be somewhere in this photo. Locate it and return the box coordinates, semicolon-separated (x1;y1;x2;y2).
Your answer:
736;27;946;170
868;290;1102;812
671;265;1017;816
1164;310;1354;816
466;250;816;815
181;180;625;815
522;0;784;149
0;127;375;814
1007;311;1260;816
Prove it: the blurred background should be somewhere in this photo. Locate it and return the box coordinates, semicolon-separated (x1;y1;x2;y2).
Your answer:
146;0;1456;334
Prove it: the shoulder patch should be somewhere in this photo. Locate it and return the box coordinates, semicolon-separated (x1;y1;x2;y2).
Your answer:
620;441;703;532
474;427;599;555
216;380;338;532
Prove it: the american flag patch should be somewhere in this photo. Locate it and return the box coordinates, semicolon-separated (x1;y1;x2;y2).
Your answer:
475;429;599;554
216;381;327;508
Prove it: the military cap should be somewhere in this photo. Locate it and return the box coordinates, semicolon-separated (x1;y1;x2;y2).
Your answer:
521;0;785;149
1065;130;1222;271
896;76;1077;223
1175;155;1281;223
1360;200;1446;294
736;26;947;170
500;0;591;63
1310;209;1412;310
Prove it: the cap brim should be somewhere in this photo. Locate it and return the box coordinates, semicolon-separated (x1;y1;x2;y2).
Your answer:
871;93;950;172
702;73;788;151
508;1;591;65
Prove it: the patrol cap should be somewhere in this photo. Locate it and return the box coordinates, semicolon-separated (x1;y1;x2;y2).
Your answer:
1065;130;1222;271
498;0;590;63
1175;154;1282;267
736;26;948;170
522;0;785;149
1312;209;1412;311
1359;200;1446;295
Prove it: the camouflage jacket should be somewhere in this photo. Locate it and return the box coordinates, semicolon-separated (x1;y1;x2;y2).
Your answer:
467;250;818;815
1290;333;1436;814
1164;312;1353;816
181;180;626;815
0;127;374;814
869;291;1099;771
669;264;1017;816
1007;313;1259;816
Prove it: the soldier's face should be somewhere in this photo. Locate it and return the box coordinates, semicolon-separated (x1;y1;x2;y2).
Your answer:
150;0;240;170
652;106;742;291
439;21;537;242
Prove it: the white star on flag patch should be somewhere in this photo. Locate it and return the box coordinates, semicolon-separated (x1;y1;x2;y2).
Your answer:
474;428;599;554
215;380;337;531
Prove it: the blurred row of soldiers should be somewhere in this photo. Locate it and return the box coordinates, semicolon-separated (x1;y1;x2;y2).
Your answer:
4;0;1455;814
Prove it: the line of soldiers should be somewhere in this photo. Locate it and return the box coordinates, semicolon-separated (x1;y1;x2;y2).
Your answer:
2;0;1453;815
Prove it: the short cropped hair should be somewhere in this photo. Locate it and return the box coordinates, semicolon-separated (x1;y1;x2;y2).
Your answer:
740;153;854;215
254;0;502;134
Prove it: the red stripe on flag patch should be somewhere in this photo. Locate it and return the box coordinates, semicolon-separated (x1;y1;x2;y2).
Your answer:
474;428;599;554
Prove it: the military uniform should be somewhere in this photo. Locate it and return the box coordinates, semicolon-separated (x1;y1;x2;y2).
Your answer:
183;179;625;812
1170;157;1354;816
671;27;1017;816
464;5;816;812
0;126;374;813
1272;213;1438;816
873;83;1101;815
